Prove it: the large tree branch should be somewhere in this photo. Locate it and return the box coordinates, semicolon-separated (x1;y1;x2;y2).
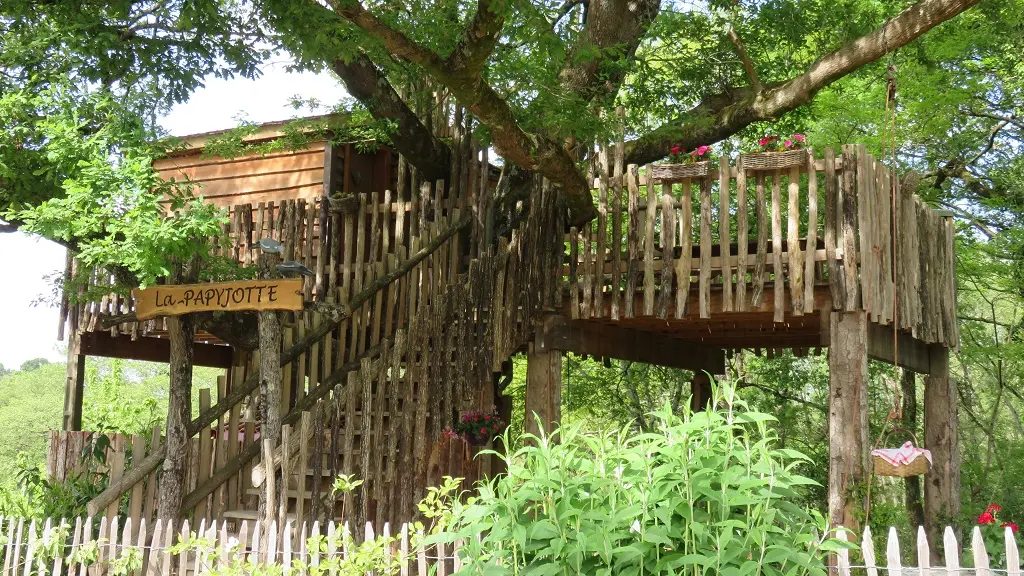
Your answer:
328;0;595;221
330;54;451;181
446;0;506;75
558;0;661;103
625;0;980;165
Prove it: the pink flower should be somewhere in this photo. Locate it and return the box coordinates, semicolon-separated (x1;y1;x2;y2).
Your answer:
979;511;996;525
1002;522;1019;533
784;139;793;148
480;428;487;435
694;145;710;157
792;134;807;142
483;414;490;420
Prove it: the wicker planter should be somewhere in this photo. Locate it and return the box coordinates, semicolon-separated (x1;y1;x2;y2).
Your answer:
872;454;931;477
742;149;808;171
651;161;709;180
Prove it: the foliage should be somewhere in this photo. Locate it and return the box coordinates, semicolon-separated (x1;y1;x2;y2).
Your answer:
436;384;854;576
453;408;507;443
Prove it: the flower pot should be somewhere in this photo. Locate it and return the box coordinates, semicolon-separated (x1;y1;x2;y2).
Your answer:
651;161;709;180
742;149;808;171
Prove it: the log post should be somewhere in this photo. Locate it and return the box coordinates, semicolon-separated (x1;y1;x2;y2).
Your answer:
827;311;869;532
924;345;959;560
690;372;713;412
257;250;284;527
157;261;197;520
524;343;561;441
901;368;925;529
62;318;86;431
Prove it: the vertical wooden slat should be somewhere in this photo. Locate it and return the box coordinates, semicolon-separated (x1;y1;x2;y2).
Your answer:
699;175;712;319
595;147;609;318
916;526;931;576
676;178;693;319
569;226;580;319
610;137;624;321
862;526;878;576
657;182;675;319
841;145;860;311
129;435;146;528
735;159;748;311
787;165;804;316
752;173;768;309
886;526;902;576
20;519;37;576
581;228;593;319
857;146;875;319
7;518;24;576
973;526;992;576
719;156;734;312
1007;525;1021;576
771;170;784;322
804;150;819;313
824;148;843;309
836;528;852;576
643;168;657;316
625;165;640;318
176;520;189;576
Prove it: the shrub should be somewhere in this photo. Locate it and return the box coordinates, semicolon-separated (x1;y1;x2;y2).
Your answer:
431;384;853;576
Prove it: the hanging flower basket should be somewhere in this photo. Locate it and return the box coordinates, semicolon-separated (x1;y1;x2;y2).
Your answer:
453;408;506;447
742;149;809;171
651;161;709;180
871;434;932;477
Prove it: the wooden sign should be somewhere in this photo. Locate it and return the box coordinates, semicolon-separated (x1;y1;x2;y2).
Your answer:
132;279;304;319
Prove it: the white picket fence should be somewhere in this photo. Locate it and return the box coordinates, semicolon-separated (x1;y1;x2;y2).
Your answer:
836;525;1020;576
0;515;462;576
1;514;1020;575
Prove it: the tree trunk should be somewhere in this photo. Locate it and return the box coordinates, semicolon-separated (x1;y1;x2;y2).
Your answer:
257;251;284;526
157;311;196;519
901;368;925;529
924;346;959;561
828;311;869;532
524;343;562;441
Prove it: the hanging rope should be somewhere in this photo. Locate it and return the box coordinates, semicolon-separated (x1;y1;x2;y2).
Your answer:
864;49;905;527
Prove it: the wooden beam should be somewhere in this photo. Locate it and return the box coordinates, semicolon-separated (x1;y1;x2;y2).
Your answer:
537;316;726;375
691;372;713;411
80;331;233;369
866;322;932;374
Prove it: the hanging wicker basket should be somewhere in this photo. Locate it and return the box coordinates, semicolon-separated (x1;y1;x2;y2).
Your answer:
651;161;709;180
742;149;808;171
871;429;932;477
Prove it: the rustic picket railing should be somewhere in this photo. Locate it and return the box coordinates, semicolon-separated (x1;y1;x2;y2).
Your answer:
566;144;958;349
0;515;1017;576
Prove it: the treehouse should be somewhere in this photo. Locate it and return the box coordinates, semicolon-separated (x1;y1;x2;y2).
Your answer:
52;110;960;552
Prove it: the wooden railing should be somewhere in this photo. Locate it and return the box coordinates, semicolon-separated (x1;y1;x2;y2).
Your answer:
565;144;959;349
0;514;1017;576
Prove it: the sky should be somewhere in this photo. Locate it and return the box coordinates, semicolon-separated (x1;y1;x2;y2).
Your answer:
0;62;342;370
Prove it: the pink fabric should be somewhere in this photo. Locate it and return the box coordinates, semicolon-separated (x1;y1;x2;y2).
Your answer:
871;441;932;467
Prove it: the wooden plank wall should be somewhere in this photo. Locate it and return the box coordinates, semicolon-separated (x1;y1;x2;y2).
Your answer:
564;143;959;349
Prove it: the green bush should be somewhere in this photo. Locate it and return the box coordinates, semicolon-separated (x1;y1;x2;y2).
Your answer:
432;384;853;576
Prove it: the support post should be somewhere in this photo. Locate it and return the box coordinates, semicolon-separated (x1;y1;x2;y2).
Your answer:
157;312;196;519
257;250;284;529
524;343;561;440
690;372;713;412
828;311;869;532
62;319;85;431
924;345;959;559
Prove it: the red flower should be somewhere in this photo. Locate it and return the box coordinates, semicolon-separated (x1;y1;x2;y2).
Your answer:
987;504;1002;514
670;145;683;155
979;511;996;525
480;428;487;435
483;414;491;420
758;136;779;147
1002;522;1020;533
